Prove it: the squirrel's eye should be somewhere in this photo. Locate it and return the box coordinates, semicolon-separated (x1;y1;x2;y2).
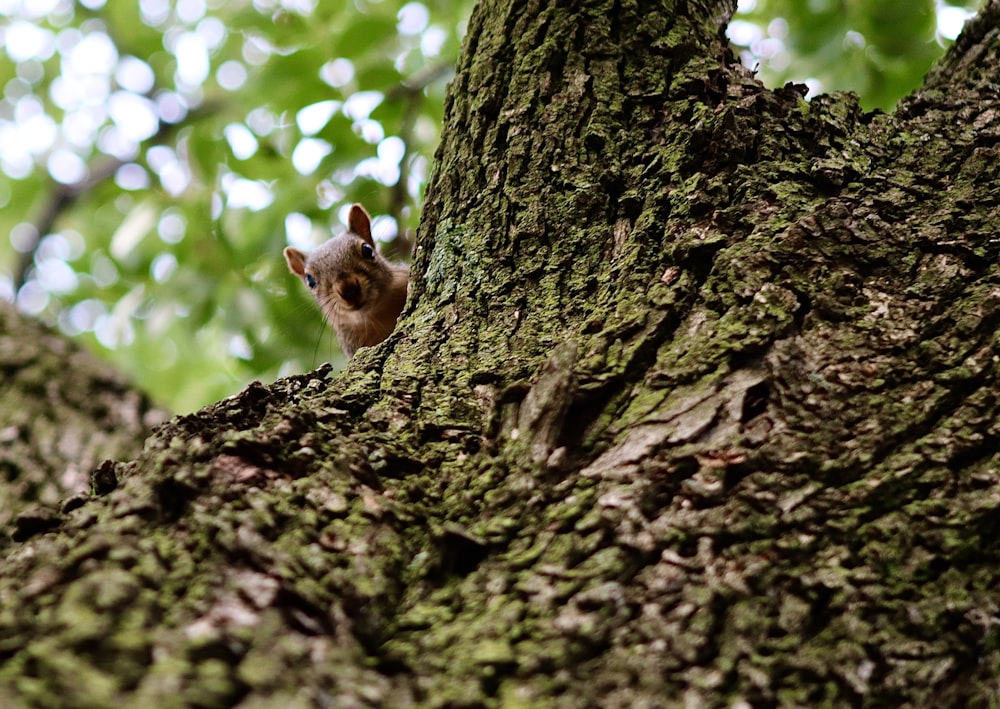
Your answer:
305;274;317;289
361;243;375;260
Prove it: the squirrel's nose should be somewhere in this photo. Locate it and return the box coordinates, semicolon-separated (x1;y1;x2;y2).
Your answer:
338;278;363;308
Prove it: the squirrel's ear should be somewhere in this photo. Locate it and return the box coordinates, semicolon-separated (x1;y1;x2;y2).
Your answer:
284;247;307;277
348;203;374;245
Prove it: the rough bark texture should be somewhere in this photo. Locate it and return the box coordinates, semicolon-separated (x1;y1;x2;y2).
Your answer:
0;302;166;552
3;0;1000;706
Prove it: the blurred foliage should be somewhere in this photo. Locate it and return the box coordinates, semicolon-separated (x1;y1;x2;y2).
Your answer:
0;0;473;412
731;0;984;110
0;0;986;413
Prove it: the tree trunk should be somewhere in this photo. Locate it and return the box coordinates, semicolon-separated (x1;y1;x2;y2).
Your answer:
0;302;165;552
4;0;1000;706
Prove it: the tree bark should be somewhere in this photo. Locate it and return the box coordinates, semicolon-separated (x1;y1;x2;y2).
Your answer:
4;0;1000;706
0;302;165;551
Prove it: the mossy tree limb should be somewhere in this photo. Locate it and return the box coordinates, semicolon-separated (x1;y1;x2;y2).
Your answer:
3;0;1000;706
0;302;166;552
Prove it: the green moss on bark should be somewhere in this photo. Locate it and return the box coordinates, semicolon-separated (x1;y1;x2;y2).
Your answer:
6;0;1000;706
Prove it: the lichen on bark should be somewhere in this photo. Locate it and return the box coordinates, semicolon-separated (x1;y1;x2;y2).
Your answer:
4;0;1000;706
0;302;166;551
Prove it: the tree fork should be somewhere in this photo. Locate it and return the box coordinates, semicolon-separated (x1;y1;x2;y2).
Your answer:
4;0;1000;706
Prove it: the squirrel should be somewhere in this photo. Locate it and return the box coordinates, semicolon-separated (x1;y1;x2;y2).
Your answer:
284;203;409;358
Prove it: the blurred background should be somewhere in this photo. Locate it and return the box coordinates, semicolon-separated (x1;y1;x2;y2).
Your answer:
0;0;983;414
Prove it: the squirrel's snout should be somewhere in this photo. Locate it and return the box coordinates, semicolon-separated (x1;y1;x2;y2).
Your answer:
337;278;363;309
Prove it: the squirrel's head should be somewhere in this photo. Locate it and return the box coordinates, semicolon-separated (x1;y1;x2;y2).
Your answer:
284;204;389;314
